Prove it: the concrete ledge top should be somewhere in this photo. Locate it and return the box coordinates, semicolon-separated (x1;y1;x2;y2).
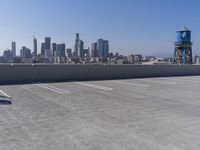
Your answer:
0;63;198;66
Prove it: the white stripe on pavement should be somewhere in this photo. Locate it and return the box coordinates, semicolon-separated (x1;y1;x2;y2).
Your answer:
177;77;200;82
114;80;150;87
141;79;177;85
166;78;199;83
39;84;70;94
74;82;113;91
0;90;11;98
35;84;66;94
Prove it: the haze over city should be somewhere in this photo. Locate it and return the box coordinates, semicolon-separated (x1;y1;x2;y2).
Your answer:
1;0;200;56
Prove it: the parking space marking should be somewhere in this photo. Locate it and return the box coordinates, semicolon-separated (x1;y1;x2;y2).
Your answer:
186;76;200;79
114;80;150;87
74;82;113;91
0;90;11;98
141;79;177;85
178;77;200;82
39;84;71;94
166;78;199;83
35;84;67;94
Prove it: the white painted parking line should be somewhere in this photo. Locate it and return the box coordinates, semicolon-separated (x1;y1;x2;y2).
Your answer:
35;84;65;94
166;78;199;83
178;77;200;82
0;90;11;98
141;79;177;85
74;82;113;91
187;76;200;79
39;84;71;94
114;80;150;87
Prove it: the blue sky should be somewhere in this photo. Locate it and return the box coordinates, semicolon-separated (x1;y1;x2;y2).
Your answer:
0;0;200;56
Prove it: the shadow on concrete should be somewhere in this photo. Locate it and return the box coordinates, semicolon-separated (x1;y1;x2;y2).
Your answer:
0;100;12;105
0;96;12;105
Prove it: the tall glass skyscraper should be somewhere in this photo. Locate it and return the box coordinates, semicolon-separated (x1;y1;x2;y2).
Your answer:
45;37;51;50
33;37;37;57
97;39;109;59
11;42;16;57
52;43;57;57
57;43;66;57
41;37;51;57
41;42;46;56
78;40;84;58
73;33;79;57
91;42;98;58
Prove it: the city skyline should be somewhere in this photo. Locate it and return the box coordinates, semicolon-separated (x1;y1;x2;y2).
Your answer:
1;0;200;56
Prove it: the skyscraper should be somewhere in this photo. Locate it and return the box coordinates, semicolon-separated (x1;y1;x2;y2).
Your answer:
41;42;45;56
33;37;37;57
83;48;90;58
103;40;109;58
73;33;79;57
97;39;109;59
45;37;51;50
52;43;57;56
41;37;51;57
3;50;12;61
66;49;72;58
56;43;66;57
78;40;84;58
45;49;52;59
11;42;16;57
91;42;98;58
20;46;32;58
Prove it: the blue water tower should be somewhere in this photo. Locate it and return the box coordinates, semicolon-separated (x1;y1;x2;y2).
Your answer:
174;26;193;64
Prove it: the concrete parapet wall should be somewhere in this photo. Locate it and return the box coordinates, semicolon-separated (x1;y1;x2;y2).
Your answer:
0;64;200;84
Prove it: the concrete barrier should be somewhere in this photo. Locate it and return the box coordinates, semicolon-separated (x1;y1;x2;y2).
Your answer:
0;64;200;84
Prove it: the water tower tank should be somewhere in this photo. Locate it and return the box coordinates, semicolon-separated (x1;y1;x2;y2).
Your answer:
176;26;191;43
174;26;193;64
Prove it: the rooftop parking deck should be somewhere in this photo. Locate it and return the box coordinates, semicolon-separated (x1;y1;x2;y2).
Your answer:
0;76;200;150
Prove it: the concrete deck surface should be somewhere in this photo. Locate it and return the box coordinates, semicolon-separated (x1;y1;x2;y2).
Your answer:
0;76;200;150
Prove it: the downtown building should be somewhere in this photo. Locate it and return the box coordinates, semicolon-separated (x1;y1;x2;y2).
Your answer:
97;39;109;61
91;42;98;58
20;46;32;59
3;50;12;63
73;33;84;58
52;43;57;57
20;46;32;63
41;42;46;57
11;42;16;58
44;37;52;60
78;40;84;58
45;37;51;50
33;37;37;59
54;43;66;63
39;37;53;63
41;37;51;57
73;33;79;57
66;48;72;58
